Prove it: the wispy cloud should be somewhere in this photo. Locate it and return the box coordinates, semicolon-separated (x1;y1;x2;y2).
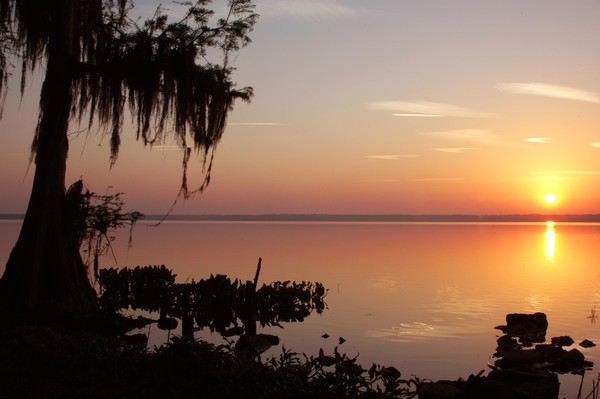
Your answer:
495;83;600;103
256;0;359;19
366;155;420;160
590;142;600;148
228;122;286;126
366;101;495;118
423;129;507;146
524;137;552;143
432;147;480;153
393;113;444;118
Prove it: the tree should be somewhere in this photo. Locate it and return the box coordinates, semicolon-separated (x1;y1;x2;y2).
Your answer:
0;0;257;319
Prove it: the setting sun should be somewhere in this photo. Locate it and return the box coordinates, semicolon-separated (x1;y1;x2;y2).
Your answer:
544;193;557;204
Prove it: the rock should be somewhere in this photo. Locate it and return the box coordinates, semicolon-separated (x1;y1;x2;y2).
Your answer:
496;335;519;353
563;348;585;363
495;325;508;333
462;374;515;399
580;339;596;348
550;348;593;373
534;343;565;359
494;348;543;368
551;335;574;347
506;312;548;331
504;312;548;343
488;369;559;399
472;314;595;397
423;313;597;398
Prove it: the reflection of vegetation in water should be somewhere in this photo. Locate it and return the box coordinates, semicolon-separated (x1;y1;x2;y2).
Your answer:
97;264;327;338
588;308;598;324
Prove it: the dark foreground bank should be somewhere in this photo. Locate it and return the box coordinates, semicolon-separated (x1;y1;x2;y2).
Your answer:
0;313;596;399
0;321;419;399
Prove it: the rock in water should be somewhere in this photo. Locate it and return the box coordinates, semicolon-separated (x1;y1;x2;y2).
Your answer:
504;312;548;343
551;336;574;347
580;339;596;348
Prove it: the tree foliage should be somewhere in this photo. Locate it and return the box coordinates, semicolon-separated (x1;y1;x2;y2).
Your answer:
64;180;144;280
1;0;257;196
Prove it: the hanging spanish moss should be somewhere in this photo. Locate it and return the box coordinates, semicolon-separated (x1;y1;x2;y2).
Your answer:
0;0;16;115
8;0;257;196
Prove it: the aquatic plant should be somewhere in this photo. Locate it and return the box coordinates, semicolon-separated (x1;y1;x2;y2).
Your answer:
588;308;598;323
97;264;328;338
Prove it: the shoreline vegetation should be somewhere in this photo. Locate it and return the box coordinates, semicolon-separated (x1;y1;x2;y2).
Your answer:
0;305;595;398
2;213;600;223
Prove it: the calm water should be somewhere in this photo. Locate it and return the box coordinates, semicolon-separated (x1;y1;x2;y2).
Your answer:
2;220;600;396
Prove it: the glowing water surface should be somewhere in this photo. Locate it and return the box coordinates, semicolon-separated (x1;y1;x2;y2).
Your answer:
1;220;600;396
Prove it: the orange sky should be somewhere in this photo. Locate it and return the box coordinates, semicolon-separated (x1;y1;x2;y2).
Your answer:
1;1;600;215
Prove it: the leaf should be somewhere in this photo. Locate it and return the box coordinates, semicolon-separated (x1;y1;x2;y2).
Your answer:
382;366;401;381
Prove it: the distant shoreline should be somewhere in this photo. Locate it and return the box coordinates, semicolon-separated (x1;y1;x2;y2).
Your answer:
2;213;600;223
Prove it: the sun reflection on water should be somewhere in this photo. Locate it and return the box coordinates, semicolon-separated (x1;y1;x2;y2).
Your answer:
545;221;555;262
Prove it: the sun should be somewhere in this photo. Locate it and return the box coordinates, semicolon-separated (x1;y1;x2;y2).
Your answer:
543;193;557;204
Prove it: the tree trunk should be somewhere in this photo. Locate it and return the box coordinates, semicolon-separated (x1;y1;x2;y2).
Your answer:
0;0;97;319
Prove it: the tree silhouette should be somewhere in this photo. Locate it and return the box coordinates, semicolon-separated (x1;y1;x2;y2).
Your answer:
0;0;257;319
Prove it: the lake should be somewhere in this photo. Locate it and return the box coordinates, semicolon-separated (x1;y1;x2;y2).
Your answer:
2;219;600;396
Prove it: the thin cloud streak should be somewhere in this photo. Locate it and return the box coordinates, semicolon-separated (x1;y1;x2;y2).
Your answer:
423;129;506;145
366;155;420;160
495;83;600;103
524;137;552;143
498;176;572;182
366;101;495;118
393;113;444;118
590;142;600;148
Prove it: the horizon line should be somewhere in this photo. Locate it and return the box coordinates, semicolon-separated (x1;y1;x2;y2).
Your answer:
3;213;599;223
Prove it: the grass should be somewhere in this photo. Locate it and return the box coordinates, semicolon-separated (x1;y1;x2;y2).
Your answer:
578;373;600;399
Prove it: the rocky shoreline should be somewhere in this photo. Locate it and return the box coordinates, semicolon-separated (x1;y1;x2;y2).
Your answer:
419;313;595;399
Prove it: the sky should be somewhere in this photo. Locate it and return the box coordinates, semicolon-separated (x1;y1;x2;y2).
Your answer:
2;0;600;215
